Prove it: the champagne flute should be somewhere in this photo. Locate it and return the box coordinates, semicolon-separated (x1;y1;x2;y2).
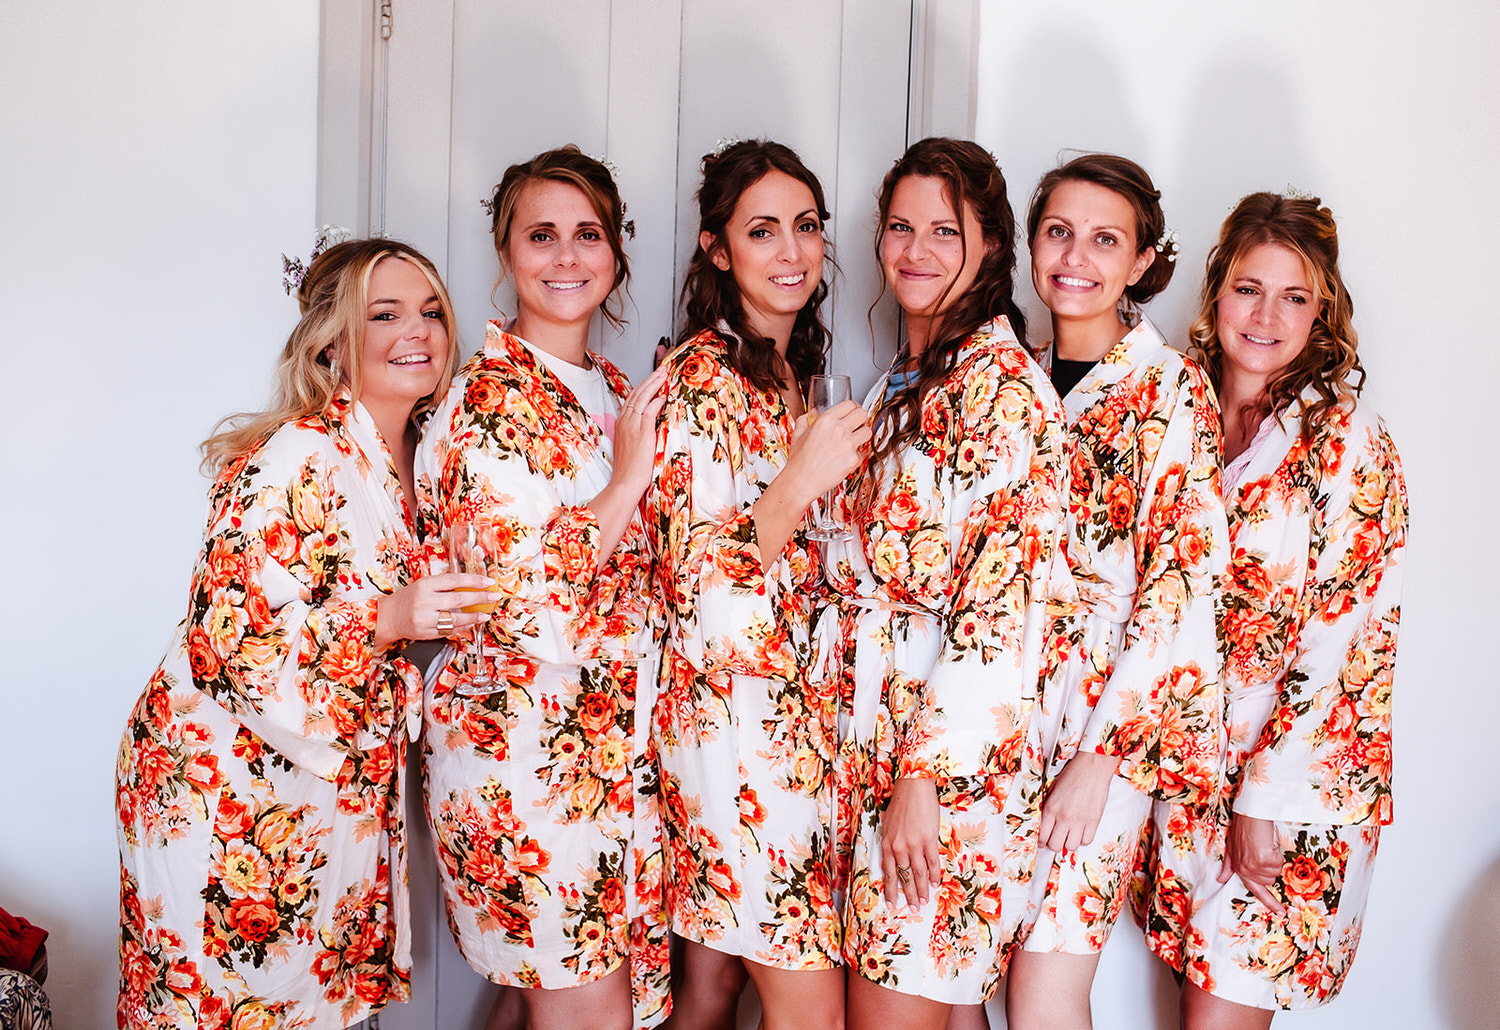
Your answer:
805;374;854;542
448;518;504;695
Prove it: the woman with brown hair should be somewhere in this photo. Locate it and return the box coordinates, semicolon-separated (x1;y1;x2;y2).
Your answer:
417;146;671;1030
1005;153;1229;1030
828;137;1073;1030
117;237;490;1029
1136;192;1407;1028
643;139;869;1030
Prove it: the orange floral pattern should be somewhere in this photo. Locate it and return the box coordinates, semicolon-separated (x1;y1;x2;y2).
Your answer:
1138;391;1406;1009
116;394;423;1029
826;322;1073;1003
1023;319;1228;953
643;329;839;968
417;325;668;1026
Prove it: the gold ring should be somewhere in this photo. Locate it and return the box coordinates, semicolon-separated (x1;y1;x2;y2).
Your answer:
436;610;454;634
896;866;912;883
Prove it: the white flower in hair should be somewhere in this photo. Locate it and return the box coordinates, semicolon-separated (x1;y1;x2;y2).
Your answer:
711;137;745;158
281;225;353;295
1155;227;1180;263
1282;184;1316;201
587;153;623;182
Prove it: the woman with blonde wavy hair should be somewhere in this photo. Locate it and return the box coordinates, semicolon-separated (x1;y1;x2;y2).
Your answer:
117;238;496;1029
1135;192;1408;1028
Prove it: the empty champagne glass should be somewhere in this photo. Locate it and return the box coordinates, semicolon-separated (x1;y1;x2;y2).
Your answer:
805;373;854;542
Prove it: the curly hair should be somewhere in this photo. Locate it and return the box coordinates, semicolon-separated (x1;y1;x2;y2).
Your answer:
677;139;831;393
858;138;1028;507
1026;151;1175;308
488;145;631;330
201;238;459;473
1188;191;1363;443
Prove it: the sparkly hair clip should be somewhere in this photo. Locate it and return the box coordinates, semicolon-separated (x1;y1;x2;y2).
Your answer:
1154;227;1180;263
711;136;746;159
1282;184;1316;201
480;195;496;219
281;225;351;295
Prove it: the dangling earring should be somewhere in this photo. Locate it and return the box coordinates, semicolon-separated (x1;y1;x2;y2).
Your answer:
330;355;342;385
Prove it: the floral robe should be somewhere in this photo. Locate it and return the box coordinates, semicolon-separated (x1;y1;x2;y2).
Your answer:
117;395;423;1030
1136;390;1407;1009
643;328;839;968
416;325;668;1026
1023;317;1228;952
822;321;1074;1003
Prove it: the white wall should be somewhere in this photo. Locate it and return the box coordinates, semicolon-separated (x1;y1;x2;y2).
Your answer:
2;2;1496;1028
0;3;319;1027
975;2;1500;1027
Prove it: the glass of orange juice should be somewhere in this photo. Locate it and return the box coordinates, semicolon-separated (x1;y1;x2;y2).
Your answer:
449;518;506;694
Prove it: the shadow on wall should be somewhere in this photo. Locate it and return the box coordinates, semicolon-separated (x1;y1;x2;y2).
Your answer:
1167;52;1317;336
984;27;1150;344
1438;851;1500;1028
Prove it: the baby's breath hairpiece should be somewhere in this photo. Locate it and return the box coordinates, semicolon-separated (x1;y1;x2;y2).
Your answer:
585;154;637;240
281;225;351;295
711;136;745;159
1282;184;1316;201
1154;227;1180;263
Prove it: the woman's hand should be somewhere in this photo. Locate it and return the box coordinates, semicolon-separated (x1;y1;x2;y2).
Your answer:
1219;813;1286;915
881;776;941;910
780;399;872;509
1038;751;1120;854
609;363;671;497
373;572;500;648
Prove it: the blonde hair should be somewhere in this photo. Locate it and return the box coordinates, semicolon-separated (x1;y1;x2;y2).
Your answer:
201;238;459;473
1189;192;1363;443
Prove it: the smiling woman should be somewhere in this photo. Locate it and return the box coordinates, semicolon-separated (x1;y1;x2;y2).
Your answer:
115;239;494;1030
415;146;672;1030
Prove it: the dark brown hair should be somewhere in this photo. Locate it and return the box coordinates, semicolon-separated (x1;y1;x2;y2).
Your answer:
1026;151;1175;306
488;145;631;330
1189;191;1362;443
677;139;830;392
861;138;1027;500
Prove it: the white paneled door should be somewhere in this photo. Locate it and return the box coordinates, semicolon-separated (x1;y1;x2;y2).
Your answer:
323;2;975;1026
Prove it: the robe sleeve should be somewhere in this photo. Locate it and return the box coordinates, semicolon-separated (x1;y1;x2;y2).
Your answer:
422;368;606;665
1234;416;1407;826
1077;361;1229;807
186;442;407;781
644;351;803;682
896;354;1071;780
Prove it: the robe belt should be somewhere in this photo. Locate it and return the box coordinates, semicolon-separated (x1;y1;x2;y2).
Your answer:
812;595;940;745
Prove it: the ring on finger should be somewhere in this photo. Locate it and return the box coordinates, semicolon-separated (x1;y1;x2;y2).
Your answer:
896;865;912;883
436;610;454;634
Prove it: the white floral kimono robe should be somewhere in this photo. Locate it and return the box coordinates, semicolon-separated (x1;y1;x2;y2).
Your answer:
1136;390;1407;1010
117;394;423;1030
643;328;840;969
820;321;1074;1003
416;325;668;1026
1024;317;1229;953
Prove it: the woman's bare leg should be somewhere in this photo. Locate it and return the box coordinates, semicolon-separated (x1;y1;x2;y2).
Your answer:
1004;950;1104;1030
846;971;948;1030
745;960;844;1030
483;985;527;1030
944;1001;991;1029
524;964;633;1030
1180;982;1274;1030
665;938;749;1030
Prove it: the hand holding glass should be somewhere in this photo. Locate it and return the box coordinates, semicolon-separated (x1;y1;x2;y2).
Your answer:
805;374;854;542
